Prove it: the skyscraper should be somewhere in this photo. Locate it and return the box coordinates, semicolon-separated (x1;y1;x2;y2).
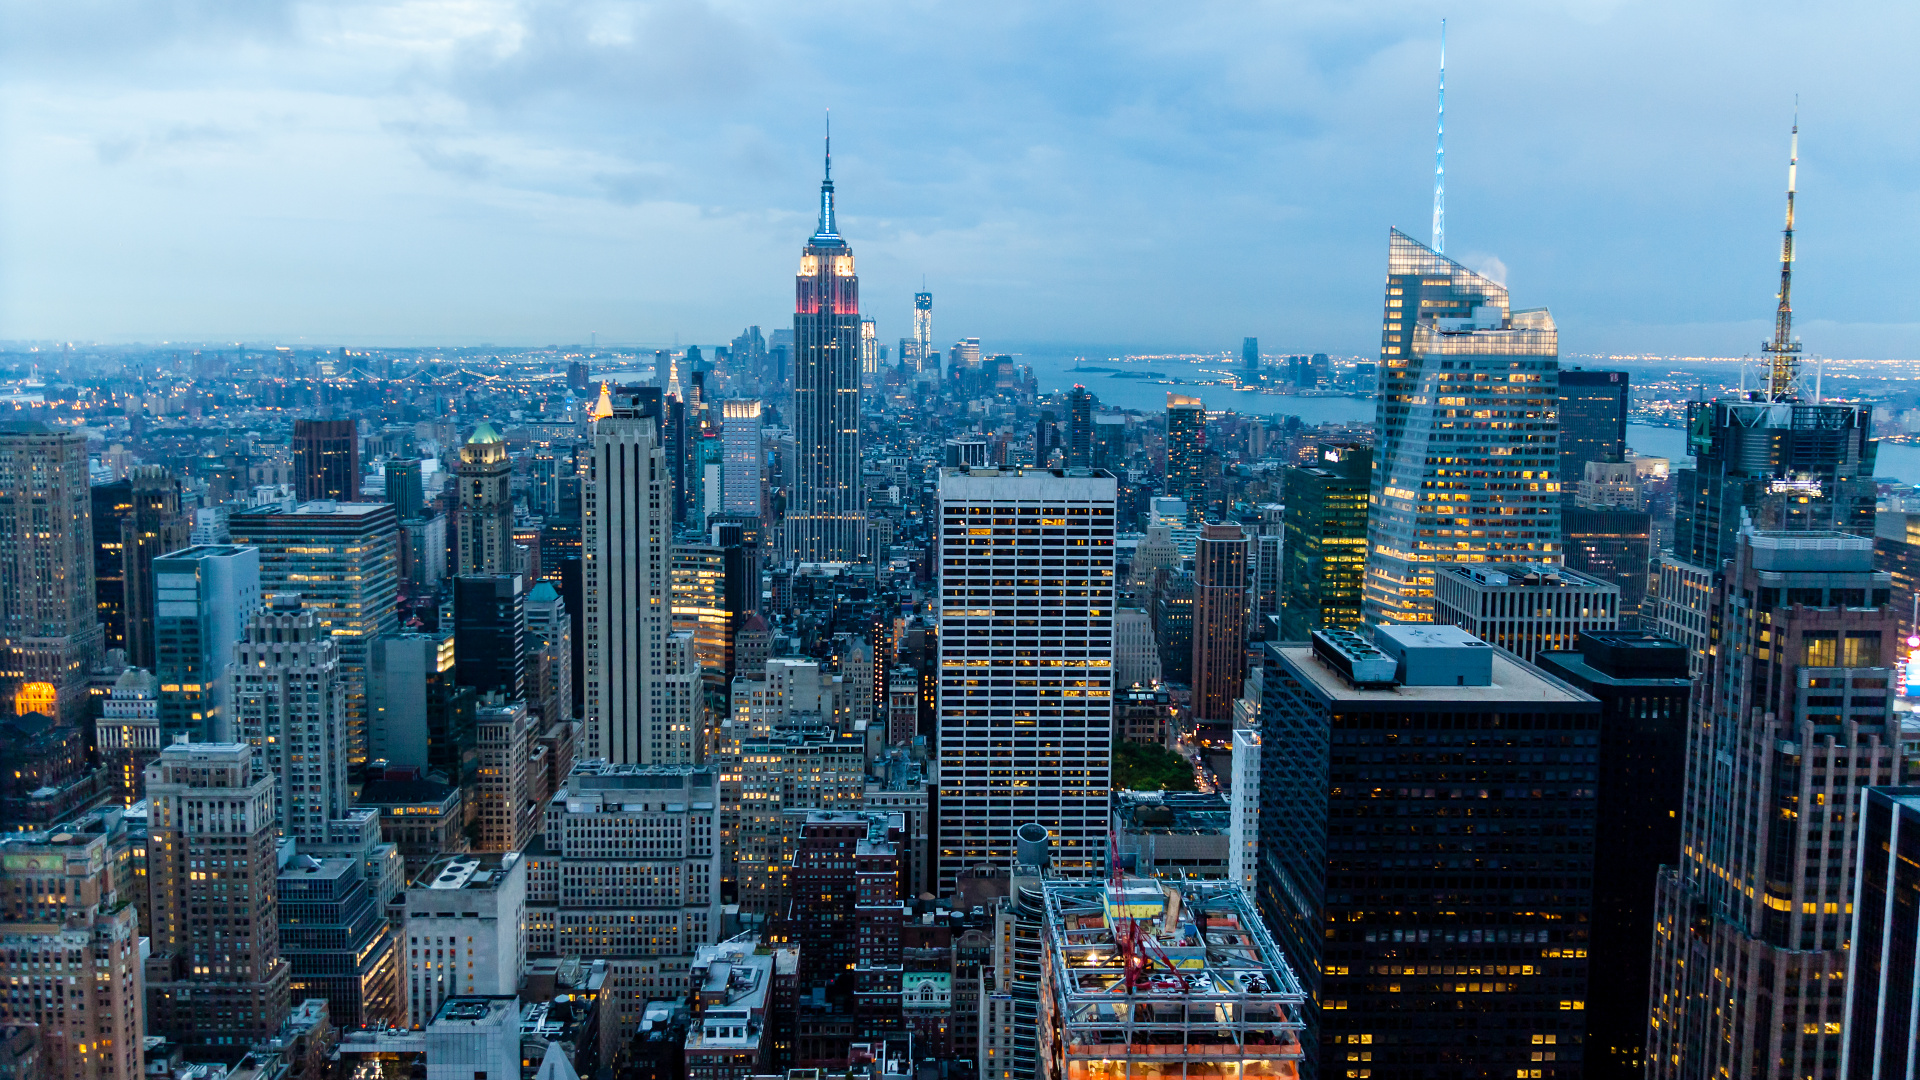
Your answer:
1191;522;1248;723
1647;522;1900;1079
143;741;292;1061
935;466;1116;891
1364;229;1561;623
229;500;401;766
1261;625;1600;1077
913;290;933;379
293;418;359;502
721;399;764;518
153;544;262;742
583;387;701;764
455;422;514;576
122;465;190;669
1556;370;1628;490
1278;445;1371;641
1065;386;1093;468
786;134;866;564
0;422;102;724
1164;393;1205;515
232;594;350;844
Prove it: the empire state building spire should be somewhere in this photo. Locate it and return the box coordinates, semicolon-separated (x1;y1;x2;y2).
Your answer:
815;111;840;242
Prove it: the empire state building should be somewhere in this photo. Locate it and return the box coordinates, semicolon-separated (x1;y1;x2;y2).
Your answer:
785;134;866;564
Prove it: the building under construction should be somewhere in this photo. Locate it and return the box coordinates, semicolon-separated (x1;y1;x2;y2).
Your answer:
1036;878;1306;1080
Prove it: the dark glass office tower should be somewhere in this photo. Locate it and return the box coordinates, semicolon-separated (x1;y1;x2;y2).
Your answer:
1260;626;1600;1078
1279;445;1371;641
1557;370;1628;489
1536;633;1690;1080
293;418;359;502
452;574;526;701
785;136;866;563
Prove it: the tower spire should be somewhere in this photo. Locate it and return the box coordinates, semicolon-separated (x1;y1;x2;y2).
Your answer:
1432;18;1445;254
1763;107;1800;401
815;110;839;240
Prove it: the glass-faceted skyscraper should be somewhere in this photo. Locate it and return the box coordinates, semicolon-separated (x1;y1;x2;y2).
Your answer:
1364;228;1561;623
785;142;866;563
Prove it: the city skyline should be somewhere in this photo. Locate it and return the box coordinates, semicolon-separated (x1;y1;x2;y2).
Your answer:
3;4;1917;359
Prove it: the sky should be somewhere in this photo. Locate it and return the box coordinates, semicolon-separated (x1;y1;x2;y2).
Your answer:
2;0;1918;359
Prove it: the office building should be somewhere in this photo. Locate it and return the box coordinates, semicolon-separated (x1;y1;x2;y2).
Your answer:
472;696;534;852
229;500;400;766
92;477;132;655
1192;523;1248;722
1556;370;1628;488
583;387;702;765
0;422;103;723
1431;562;1620;663
122;466;191;669
1535;633;1690;1080
786;142;866;564
1261;625;1601;1077
403;852;527;1027
453;574;526;701
0;815;147;1080
1364;229;1561;623
1562;503;1652;623
935;466;1116;890
1279;445;1370;641
1036;877;1306;1080
143;742;293;1060
232;594;350;844
277;854;401;1029
1164;394;1205;513
1842;786;1920;1077
720;399;763;518
293;418;359;502
1065;387;1093;468
1647;523;1902;1079
533;763;725;1030
455;423;515;576
913;291;934;378
98;666;159;804
152;544;261;743
385;457;425;521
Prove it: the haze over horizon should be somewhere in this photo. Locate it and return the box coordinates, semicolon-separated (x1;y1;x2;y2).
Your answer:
4;1;1917;359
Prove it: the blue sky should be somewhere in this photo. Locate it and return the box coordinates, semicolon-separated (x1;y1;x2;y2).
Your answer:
2;0;1916;358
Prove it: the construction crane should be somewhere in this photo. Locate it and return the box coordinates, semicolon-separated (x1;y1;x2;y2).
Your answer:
1763;114;1801;402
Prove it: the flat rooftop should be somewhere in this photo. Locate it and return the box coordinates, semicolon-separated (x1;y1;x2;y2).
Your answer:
1273;643;1593;706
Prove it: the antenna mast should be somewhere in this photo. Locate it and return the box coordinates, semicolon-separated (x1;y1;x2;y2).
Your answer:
1763;111;1800;401
1432;19;1446;254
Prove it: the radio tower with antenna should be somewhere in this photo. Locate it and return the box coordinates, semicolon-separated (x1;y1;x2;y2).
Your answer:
1762;112;1800;401
1432;19;1446;254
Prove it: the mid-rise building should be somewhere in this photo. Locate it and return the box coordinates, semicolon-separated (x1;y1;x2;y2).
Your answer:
293;418;359;503
1036;878;1306;1080
403;852;528;1027
1647;523;1902;1079
229;500;400;766
143;742;293;1060
1432;562;1620;663
936;467;1116;890
583;387;702;765
0;422;103;724
1191;523;1248;722
785;147;866;564
152;544;261;743
1842;786;1920;1077
1364;230;1561;623
1535;633;1691;1080
232;594;350;844
1261;625;1600;1077
0;813;146;1080
1164;394;1205;514
1278;445;1370;641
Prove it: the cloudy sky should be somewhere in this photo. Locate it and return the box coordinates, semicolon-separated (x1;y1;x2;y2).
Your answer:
2;0;1916;358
